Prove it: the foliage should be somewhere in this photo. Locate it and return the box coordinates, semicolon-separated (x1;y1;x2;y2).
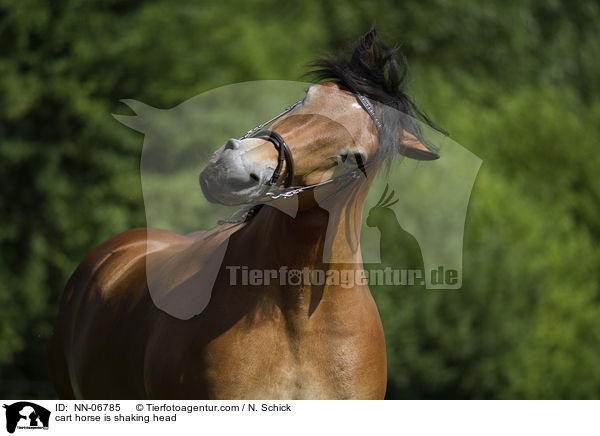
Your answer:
0;0;598;398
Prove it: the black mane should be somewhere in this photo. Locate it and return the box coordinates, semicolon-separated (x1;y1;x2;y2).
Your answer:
309;28;440;160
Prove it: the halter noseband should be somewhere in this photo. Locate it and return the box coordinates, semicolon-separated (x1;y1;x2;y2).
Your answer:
253;130;295;187
239;92;381;189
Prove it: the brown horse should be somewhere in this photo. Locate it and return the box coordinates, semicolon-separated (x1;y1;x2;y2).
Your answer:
48;30;439;399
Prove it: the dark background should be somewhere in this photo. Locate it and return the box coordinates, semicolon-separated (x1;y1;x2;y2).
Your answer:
1;0;599;399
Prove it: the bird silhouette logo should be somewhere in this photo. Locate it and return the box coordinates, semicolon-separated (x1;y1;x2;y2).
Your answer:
367;185;425;280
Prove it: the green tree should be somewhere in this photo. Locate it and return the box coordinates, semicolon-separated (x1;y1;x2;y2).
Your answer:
1;0;599;399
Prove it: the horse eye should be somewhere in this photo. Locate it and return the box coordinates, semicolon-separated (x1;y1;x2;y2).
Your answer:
341;153;365;165
340;153;354;164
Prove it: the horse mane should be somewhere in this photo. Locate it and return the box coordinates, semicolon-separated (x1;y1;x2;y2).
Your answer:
308;28;441;161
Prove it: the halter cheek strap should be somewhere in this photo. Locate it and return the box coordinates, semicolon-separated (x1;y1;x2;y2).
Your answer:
354;93;383;131
239;100;303;140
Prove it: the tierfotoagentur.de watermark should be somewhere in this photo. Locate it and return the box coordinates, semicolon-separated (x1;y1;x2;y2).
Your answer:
226;265;459;288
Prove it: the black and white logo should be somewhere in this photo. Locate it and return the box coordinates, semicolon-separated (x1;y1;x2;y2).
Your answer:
3;402;50;433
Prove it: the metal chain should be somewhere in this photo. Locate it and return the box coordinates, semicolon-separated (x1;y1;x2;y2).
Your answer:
263;171;360;200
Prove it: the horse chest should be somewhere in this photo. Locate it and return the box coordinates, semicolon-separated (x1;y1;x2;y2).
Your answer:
201;321;343;399
144;303;385;399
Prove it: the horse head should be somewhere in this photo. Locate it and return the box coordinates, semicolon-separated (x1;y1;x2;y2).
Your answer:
199;30;439;208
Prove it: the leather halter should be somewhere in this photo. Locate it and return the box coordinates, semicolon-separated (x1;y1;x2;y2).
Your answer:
253;130;295;187
239;92;381;190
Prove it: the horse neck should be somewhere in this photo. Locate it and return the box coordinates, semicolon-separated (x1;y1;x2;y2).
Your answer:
234;179;372;269
221;179;373;323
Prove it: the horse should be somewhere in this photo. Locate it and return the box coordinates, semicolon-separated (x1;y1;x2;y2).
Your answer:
47;29;439;399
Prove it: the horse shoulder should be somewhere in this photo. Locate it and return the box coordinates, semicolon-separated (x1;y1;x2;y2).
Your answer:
49;228;192;398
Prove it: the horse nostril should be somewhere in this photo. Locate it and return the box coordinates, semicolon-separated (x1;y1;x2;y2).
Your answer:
224;139;239;150
250;173;260;183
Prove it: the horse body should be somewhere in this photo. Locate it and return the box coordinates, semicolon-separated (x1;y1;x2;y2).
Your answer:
50;198;386;399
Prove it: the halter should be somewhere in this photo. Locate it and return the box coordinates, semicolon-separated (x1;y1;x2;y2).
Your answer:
239;91;382;196
253;130;295;187
239;100;302;188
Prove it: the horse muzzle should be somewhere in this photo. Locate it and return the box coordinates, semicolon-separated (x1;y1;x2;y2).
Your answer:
199;138;276;205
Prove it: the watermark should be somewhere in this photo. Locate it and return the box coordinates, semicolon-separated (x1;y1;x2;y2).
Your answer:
114;80;482;318
226;265;458;288
3;402;50;434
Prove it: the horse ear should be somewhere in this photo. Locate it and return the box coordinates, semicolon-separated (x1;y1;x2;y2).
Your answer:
351;28;379;66
398;131;439;161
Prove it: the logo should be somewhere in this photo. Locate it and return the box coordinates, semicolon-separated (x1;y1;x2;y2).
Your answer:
3;402;50;433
